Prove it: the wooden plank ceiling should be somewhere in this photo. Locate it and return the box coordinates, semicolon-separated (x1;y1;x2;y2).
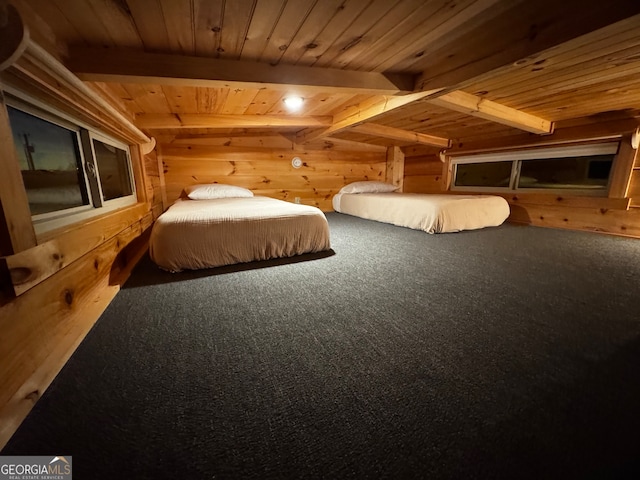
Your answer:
12;0;640;150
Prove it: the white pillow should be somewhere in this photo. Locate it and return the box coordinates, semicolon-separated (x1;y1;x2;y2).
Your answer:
339;181;398;194
185;183;254;200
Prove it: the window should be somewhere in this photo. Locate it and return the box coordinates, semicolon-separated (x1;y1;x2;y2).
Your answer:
91;137;133;201
451;143;619;194
454;161;513;188
7;97;136;234
517;155;613;190
8;106;90;216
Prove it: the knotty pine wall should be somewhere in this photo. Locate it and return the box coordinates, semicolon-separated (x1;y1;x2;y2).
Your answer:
402;140;640;238
159;137;388;211
402;146;443;194
0;79;163;448
205;137;640;239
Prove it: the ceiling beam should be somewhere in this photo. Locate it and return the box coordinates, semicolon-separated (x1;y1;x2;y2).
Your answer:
296;90;442;143
166;131;388;152
67;47;415;95
278;133;388;152
350;123;450;148
136;113;332;130
446;117;640;155
171;134;294;148
428;91;553;134
316;137;388;153
414;1;640;91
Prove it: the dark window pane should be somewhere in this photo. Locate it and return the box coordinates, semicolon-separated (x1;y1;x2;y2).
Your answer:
454;161;513;187
92;139;133;201
8;106;89;216
518;155;613;190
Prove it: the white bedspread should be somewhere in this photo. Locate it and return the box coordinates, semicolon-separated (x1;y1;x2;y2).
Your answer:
150;196;331;271
332;193;509;233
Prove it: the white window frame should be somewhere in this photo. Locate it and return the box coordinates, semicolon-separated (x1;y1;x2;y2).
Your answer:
87;131;137;210
450;143;620;195
5;89;138;235
8;101;95;222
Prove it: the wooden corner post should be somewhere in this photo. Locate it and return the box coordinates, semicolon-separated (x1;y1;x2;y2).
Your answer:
386;146;405;192
608;135;638;199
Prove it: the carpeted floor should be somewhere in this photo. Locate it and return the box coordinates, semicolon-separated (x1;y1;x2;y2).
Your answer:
3;213;640;479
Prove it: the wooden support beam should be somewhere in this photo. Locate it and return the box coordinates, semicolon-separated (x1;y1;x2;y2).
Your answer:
278;132;388;152
315;137;388;153
428;91;553;134
136;113;333;130
609;136;638;198
351;123;450;148
68;47;416;95
386;146;405;192
174;134;297;148
297;90;442;143
447;118;640;156
168;132;385;152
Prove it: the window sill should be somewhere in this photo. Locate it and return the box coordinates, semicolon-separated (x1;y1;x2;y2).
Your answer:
4;202;151;297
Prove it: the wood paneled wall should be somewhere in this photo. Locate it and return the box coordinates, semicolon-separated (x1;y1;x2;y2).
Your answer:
506;139;640;236
495;137;640;237
0;206;152;446
402;146;444;194
402;140;640;238
160;138;387;211
0;89;163;449
143;150;166;211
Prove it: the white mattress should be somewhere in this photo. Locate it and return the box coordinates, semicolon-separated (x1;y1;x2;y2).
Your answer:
332;192;510;233
150;196;331;271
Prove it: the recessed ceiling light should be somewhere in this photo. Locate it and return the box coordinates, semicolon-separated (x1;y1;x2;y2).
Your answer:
283;96;304;110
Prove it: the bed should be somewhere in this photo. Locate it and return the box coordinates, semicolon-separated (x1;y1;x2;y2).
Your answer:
332;181;510;234
149;184;331;272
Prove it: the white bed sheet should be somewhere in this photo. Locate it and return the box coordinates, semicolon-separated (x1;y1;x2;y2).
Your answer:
150;196;331;271
332;192;509;233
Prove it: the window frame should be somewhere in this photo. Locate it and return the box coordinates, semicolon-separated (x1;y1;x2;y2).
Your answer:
6;90;138;235
7;101;95;222
87;130;137;209
450;143;620;196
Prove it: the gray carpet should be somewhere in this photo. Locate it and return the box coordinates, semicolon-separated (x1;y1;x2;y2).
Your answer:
3;213;640;479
